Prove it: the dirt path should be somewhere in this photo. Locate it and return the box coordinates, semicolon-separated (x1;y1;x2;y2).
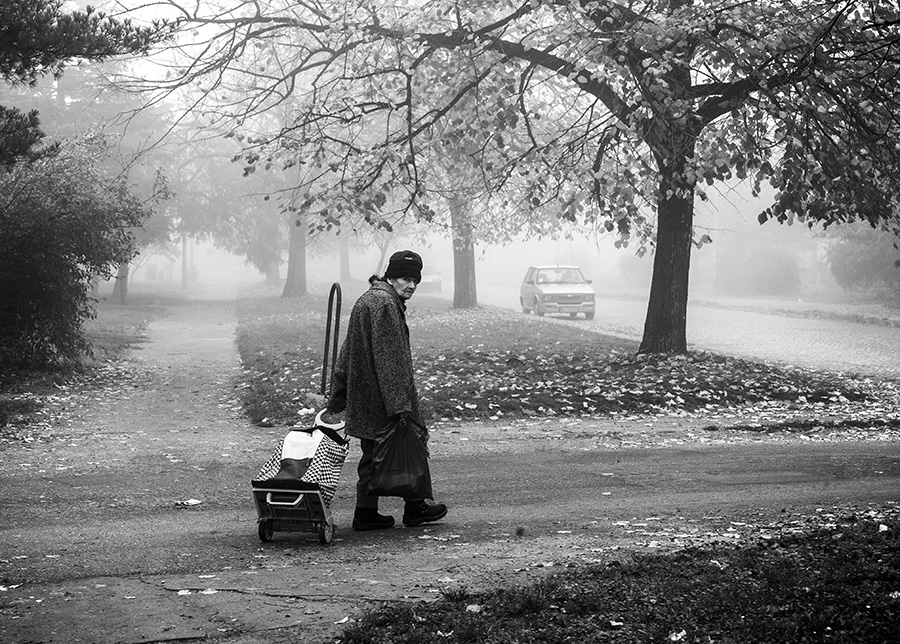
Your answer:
2;298;899;644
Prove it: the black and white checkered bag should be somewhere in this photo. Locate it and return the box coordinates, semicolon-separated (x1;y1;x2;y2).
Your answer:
254;423;348;506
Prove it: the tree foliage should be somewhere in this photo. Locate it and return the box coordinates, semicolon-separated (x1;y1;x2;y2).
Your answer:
138;1;900;352
0;105;52;166
0;0;166;85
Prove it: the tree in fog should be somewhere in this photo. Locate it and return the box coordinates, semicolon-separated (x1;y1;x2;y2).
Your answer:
825;222;900;299
215;195;287;288
136;1;900;353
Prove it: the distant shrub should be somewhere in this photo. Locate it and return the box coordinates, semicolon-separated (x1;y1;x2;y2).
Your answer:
825;222;900;299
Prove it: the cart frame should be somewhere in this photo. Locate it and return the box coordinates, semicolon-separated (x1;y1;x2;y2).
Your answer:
251;480;336;544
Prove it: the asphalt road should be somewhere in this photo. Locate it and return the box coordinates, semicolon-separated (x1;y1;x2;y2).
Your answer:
1;292;899;644
474;284;900;379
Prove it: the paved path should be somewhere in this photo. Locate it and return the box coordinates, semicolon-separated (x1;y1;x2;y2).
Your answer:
474;285;900;379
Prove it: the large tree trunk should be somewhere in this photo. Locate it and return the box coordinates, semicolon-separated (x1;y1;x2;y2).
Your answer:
339;228;352;282
181;234;188;290
111;263;129;304
375;238;391;276
639;151;694;354
449;197;478;308
282;212;307;298
263;256;281;287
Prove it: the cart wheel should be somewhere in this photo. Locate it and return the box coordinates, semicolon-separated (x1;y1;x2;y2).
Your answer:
318;521;335;545
258;520;274;542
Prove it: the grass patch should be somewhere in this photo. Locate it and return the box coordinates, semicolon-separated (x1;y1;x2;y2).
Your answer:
233;292;897;427
82;295;167;361
1;296;164;439
339;510;900;643
705;417;900;434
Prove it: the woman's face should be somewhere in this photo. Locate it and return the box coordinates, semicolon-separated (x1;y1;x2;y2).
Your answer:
388;277;419;300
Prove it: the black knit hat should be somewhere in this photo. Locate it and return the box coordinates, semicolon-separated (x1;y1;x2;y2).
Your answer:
384;250;423;281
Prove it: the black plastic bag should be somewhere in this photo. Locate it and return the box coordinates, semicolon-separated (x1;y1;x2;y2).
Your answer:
368;416;433;499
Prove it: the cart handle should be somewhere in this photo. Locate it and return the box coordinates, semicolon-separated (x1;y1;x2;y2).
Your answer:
266;492;305;507
320;282;342;396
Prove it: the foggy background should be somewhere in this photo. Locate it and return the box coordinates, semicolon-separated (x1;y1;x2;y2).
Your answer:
101;182;834;309
0;1;869;311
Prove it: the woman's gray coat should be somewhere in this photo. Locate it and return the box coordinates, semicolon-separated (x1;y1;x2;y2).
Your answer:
326;280;422;440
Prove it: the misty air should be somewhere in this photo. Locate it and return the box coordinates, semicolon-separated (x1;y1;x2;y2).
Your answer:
2;2;899;644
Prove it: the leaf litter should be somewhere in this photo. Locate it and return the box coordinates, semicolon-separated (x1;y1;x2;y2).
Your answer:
230;300;900;439
9;300;893;453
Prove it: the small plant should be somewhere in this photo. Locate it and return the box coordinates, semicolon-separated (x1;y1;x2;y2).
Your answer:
453;613;490;643
0;396;40;427
441;586;474;603
495;579;556;616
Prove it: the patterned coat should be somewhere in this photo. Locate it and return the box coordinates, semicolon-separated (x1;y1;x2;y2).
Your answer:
326;280;422;440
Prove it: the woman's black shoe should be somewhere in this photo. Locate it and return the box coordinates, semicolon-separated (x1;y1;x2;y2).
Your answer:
402;501;448;527
352;508;395;531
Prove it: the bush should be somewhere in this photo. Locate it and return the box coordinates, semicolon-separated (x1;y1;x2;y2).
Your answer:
0;137;151;368
0;258;89;367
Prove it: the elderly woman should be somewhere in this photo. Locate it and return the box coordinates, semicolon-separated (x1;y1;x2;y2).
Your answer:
325;250;448;531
